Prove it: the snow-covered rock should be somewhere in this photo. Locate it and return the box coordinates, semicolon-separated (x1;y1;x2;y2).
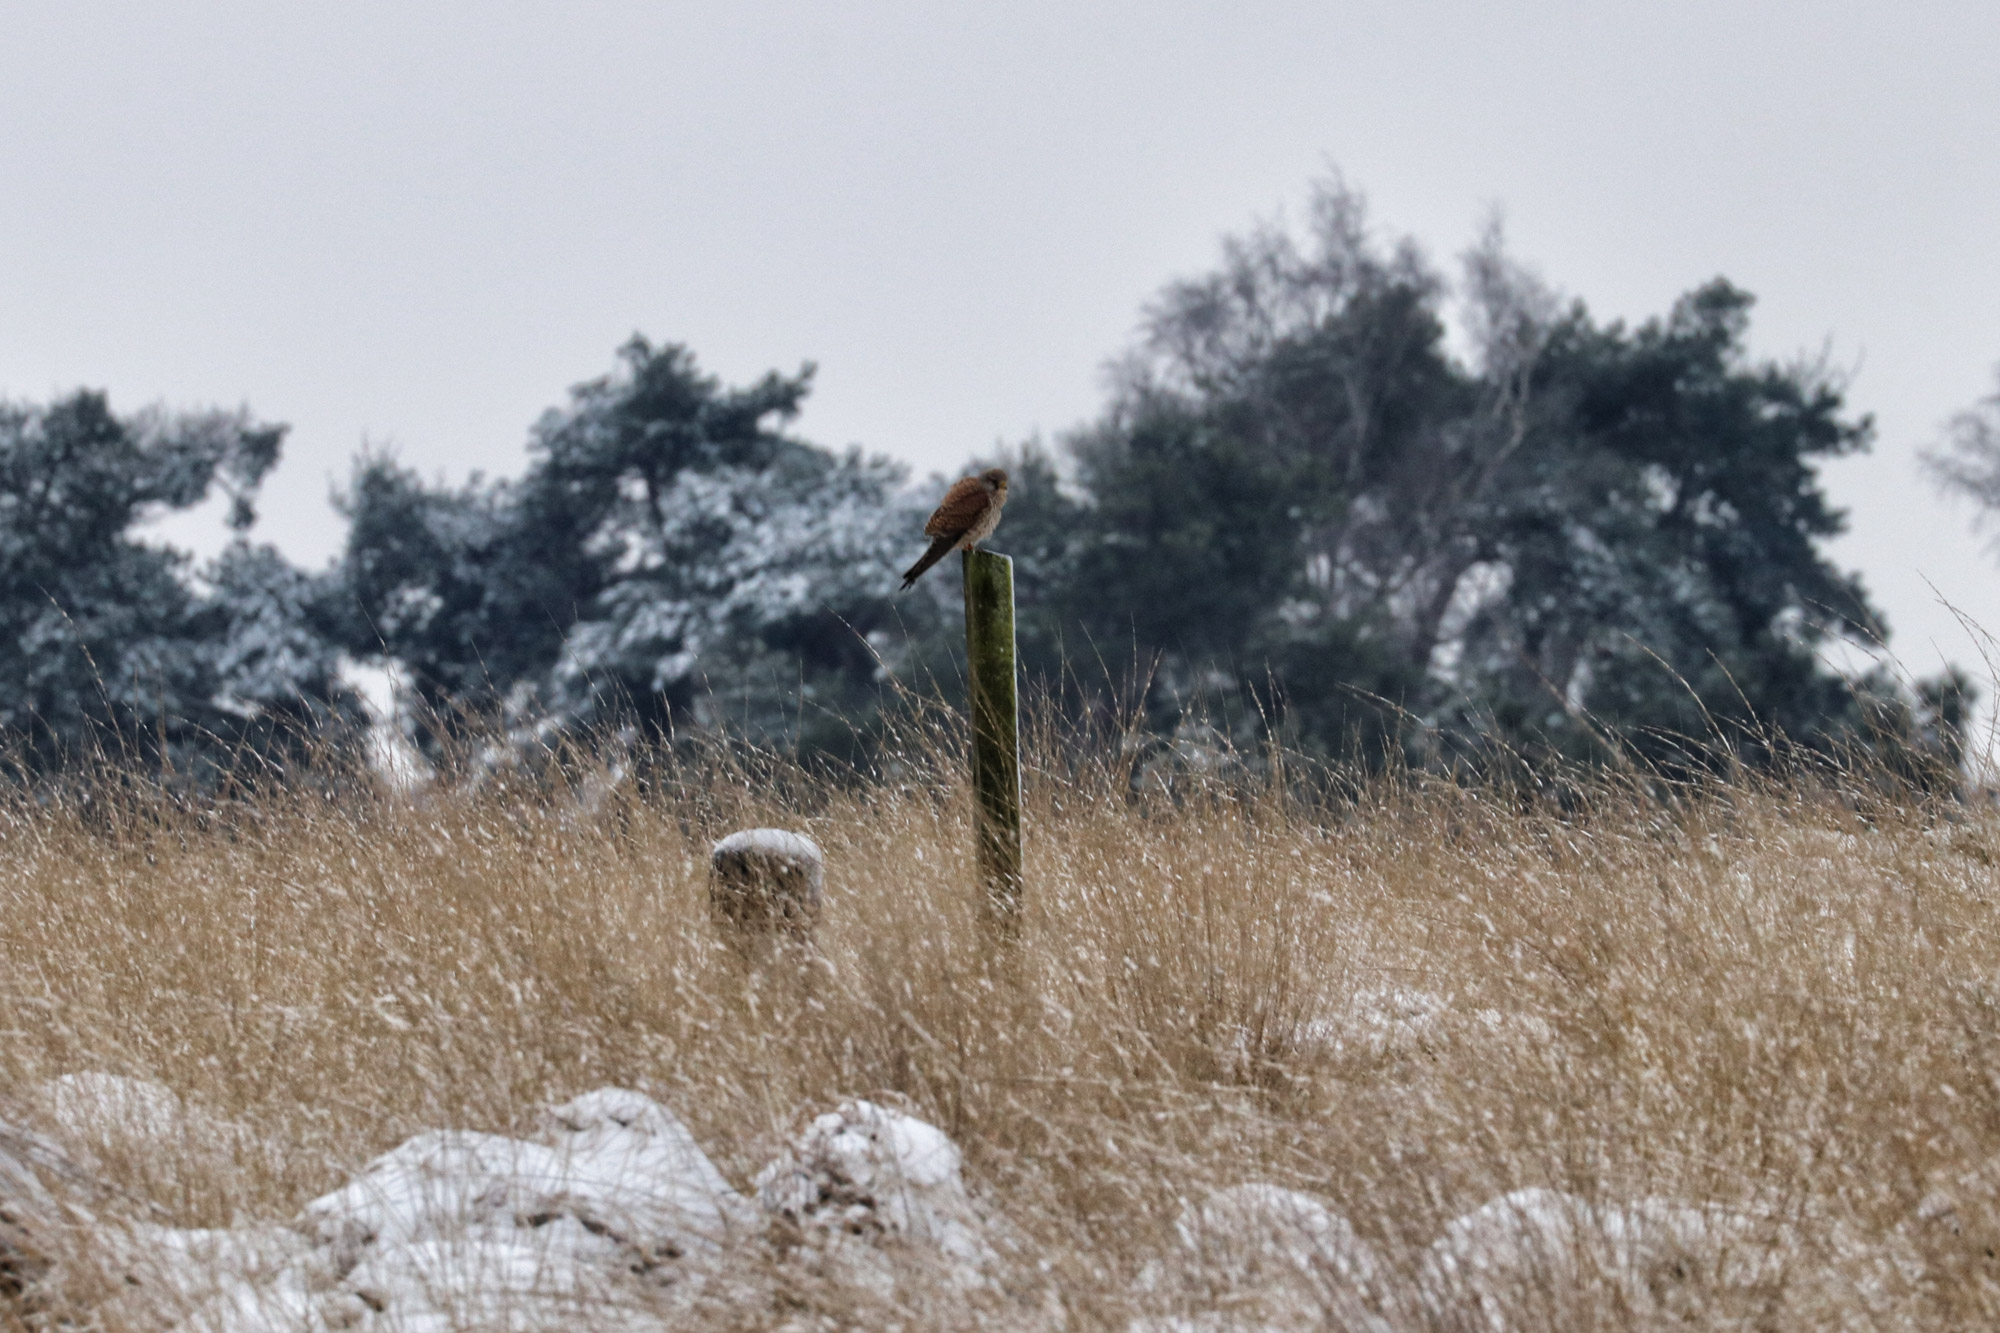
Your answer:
1417;1186;1600;1327
1417;1187;1920;1331
1134;1184;1396;1332
1914;1145;2000;1240
89;1224;315;1330
162;1088;750;1332
170;1263;364;1333
0;1114;98;1303
304;1130;592;1256
538;1086;754;1243
0;1118;70;1220
305;1089;747;1268
39;1074;188;1142
96;1089;1015;1331
755;1098;998;1286
339;1229;665;1333
1174;1185;1386;1290
35;1073;252;1166
1468;1008;1557;1048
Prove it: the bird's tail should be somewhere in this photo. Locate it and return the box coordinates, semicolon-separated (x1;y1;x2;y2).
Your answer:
900;536;956;590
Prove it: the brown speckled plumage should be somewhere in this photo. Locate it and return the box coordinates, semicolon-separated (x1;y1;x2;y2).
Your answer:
901;468;1009;590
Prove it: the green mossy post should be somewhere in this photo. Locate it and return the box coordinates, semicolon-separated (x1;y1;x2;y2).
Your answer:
963;548;1022;925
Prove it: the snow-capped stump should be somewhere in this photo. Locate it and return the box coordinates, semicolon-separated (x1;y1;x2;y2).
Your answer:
754;1099;997;1280
710;828;824;941
1134;1184;1397;1332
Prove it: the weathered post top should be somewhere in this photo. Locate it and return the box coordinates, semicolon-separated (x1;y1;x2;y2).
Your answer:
709;827;825;953
962;548;1022;927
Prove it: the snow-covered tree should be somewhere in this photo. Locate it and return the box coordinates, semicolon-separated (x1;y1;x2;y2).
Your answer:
340;338;922;756
0;390;355;776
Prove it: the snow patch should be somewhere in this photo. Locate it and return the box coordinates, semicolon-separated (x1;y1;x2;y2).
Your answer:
1417;1187;1920;1330
711;829;822;864
1134;1183;1395;1331
1300;987;1446;1058
305;1091;746;1267
128;1090;1011;1330
755;1098;997;1286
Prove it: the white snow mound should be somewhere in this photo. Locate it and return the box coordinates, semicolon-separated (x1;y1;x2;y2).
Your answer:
1133;1184;1395;1332
1416;1187;1919;1331
169;1088;749;1332
35;1073;254;1165
306;1089;746;1264
755;1098;996;1275
109;1089;1013;1331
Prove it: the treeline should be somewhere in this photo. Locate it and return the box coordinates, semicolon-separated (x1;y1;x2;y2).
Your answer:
0;179;1973;783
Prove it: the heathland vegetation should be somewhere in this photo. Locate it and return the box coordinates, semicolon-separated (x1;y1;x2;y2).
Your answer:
7;173;2000;1329
1;724;1998;1328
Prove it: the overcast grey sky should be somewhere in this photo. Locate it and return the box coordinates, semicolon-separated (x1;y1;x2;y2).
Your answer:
5;2;1999;689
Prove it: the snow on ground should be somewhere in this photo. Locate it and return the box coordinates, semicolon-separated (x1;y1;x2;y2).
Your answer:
1132;1183;1396;1332
25;1081;1010;1331
1296;988;1555;1062
35;1072;255;1169
0;1073;1945;1329
754;1097;999;1294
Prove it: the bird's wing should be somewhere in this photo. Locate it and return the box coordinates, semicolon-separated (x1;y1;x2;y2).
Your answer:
923;476;990;538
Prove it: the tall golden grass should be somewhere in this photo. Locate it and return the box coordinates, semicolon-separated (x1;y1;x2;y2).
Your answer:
1;712;1997;1329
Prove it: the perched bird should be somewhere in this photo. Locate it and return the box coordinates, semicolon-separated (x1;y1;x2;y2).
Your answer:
901;467;1009;590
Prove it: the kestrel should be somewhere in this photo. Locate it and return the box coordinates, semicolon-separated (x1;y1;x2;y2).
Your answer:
900;467;1009;590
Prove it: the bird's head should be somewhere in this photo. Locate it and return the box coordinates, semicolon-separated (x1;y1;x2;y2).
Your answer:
980;467;1009;494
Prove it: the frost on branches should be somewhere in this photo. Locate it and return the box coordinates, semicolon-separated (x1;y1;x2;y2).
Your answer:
0;391;353;775
338;338;924;755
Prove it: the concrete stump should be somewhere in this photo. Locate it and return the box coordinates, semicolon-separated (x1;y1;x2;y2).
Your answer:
709;829;824;942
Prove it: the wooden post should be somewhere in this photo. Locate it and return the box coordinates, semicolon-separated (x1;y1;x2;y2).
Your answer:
963;549;1022;925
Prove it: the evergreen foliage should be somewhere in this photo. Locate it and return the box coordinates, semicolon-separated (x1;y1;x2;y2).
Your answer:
0;390;355;776
0;179;1973;781
997;181;1950;772
337;338;924;759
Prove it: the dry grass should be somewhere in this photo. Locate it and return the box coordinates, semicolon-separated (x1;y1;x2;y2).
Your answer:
1;722;1999;1329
